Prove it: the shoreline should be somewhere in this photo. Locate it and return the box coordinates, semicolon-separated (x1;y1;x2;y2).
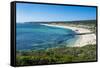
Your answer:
41;24;96;47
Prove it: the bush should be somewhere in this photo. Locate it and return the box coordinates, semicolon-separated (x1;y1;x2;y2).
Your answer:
16;44;97;65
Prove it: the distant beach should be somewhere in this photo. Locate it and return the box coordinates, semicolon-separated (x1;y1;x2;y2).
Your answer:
41;23;96;47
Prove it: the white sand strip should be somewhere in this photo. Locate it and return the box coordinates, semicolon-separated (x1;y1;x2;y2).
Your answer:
41;24;96;47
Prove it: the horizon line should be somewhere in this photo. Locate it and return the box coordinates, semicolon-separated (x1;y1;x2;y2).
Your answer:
17;19;96;23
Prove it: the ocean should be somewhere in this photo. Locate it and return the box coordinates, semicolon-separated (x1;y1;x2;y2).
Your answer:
16;23;78;50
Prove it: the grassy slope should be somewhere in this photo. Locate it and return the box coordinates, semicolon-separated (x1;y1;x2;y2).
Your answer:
16;44;97;66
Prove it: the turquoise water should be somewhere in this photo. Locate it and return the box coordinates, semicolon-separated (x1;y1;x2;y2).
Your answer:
16;23;78;50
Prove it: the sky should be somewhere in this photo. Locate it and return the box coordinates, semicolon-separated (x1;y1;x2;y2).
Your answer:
16;3;96;23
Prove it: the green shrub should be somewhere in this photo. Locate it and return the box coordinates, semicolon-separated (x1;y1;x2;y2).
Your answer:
16;44;97;65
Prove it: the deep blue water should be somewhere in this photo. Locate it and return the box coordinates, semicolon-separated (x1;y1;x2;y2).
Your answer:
16;23;78;50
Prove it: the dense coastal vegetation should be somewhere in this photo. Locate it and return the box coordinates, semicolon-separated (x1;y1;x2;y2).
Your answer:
16;44;96;66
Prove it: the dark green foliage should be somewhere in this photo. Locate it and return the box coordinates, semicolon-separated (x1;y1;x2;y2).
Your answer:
16;44;97;66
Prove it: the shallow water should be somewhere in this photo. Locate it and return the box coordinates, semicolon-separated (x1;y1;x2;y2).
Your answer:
16;23;78;50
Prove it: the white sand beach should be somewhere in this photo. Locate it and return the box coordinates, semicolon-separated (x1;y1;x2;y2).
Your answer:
41;24;96;47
